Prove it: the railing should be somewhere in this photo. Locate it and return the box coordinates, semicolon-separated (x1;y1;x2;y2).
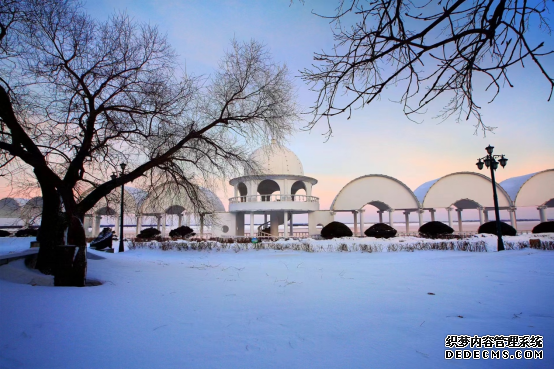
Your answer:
229;194;319;203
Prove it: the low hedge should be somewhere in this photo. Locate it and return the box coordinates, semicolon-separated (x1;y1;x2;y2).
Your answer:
0;229;11;237
477;221;517;236
321;221;353;239
136;227;161;239
419;221;454;238
15;228;39;237
169;226;194;238
532;221;554;234
365;223;397;238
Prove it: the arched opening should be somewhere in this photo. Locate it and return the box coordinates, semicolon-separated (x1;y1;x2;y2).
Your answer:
291;181;307;201
238;182;248;202
257;180;280;201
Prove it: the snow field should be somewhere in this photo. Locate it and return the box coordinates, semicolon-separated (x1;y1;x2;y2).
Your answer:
1;236;554;368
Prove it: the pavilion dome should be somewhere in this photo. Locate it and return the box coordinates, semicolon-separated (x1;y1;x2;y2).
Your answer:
248;139;304;176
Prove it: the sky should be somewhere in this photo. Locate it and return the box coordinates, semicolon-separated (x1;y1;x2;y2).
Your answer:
1;0;553;222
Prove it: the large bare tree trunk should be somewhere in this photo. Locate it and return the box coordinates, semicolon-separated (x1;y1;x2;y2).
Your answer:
35;185;65;274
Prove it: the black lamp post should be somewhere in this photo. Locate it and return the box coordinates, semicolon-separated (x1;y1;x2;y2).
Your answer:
476;145;508;251
111;163;126;253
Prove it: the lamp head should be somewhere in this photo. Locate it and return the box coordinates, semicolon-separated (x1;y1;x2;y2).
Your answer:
485;145;494;155
120;163;127;172
484;157;491;168
111;173;117;180
491;159;499;170
498;155;508;168
476;159;484;170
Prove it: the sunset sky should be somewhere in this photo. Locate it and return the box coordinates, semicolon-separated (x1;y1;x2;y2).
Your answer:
2;0;553;222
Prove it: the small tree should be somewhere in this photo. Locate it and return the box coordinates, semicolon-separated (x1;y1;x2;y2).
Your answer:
0;0;297;285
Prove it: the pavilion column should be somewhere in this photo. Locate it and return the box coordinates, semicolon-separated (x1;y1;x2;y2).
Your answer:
199;214;204;238
429;209;436;222
538;206;547;223
178;214;183;227
136;215;142;235
270;212;279;237
417;209;423;229
509;207;518;230
478;207;484;225
456;209;463;232
94;215;102;237
84;215;93;237
289;212;293;236
403;211;410;233
234;186;238;198
359;209;365;237
484;209;489;223
283;211;289;238
250;212;255;237
264;213;268;225
352;211;358;236
114;216;120;237
447;207;453;228
236;212;244;236
162;213;167;237
156;214;161;230
378;210;384;223
388;209;394;228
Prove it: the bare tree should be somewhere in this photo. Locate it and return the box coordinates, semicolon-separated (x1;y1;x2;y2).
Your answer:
0;0;297;285
301;0;553;136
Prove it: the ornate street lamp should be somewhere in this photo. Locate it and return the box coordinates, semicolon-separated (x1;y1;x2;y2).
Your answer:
476;145;508;251
111;163;126;253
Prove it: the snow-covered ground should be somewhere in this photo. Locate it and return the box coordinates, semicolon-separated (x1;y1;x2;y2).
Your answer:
1;236;553;368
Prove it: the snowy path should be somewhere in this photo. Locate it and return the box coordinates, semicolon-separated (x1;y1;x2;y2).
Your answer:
1;248;553;368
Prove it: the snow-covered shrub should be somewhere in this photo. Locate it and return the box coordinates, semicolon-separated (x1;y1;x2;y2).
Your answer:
320;221;353;239
169;226;194;239
364;223;397;238
478;221;517;236
0;230;11;237
136;227;161;240
15;228;38;237
418;221;454;238
532;221;554;234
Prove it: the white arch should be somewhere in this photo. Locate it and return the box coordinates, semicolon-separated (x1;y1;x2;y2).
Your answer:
140;184;225;215
500;169;554;207
331;174;420;211
82;186;145;216
415;172;513;209
0;197;27;218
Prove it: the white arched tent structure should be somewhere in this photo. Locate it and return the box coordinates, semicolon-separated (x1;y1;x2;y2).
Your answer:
83;187;147;238
414;172;515;231
330;174;421;235
0;198;28;225
140;184;225;237
500;169;554;223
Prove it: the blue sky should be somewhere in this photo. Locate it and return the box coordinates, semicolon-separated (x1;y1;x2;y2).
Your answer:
2;0;551;223
81;0;553;211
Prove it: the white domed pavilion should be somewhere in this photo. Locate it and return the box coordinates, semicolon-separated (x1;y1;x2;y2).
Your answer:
212;139;325;237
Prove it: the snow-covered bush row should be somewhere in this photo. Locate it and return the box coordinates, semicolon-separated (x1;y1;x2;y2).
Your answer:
126;234;553;253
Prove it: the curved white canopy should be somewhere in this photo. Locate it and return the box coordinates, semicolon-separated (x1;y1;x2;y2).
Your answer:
331;174;419;211
140;184;225;215
414;172;513;209
500;169;554;207
83;186;146;216
0;198;28;218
